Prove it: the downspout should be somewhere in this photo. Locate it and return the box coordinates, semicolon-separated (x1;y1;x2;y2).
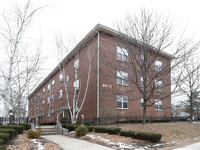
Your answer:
49;79;52;122
92;29;100;123
97;32;100;120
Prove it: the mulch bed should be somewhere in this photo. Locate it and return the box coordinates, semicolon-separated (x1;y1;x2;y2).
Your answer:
6;132;62;150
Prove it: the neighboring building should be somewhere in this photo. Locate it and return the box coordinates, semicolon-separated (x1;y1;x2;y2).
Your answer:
28;24;172;123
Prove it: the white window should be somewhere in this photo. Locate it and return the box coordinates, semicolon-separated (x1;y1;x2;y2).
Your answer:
37;103;39;110
52;80;55;89
117;71;128;86
37;93;39;97
117;46;128;62
43;88;45;94
34;96;36;99
58;89;63;99
42;100;45;107
51;109;54;117
73;79;79;91
141;76;144;87
34;105;36;110
59;74;63;82
51;94;54;103
155;99;162;111
66;76;69;86
141;98;144;108
155;80;162;91
140;54;144;65
47;97;50;104
47;110;50;117
48;84;50;91
116;95;128;109
155;60;162;72
74;59;79;72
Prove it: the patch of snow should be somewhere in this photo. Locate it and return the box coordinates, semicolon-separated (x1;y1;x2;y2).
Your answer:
87;134;97;139
69;131;75;134
117;142;136;149
153;143;164;147
86;134;155;150
31;139;44;150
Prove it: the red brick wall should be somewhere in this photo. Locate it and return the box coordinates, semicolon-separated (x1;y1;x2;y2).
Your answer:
29;30;172;123
98;32;171;118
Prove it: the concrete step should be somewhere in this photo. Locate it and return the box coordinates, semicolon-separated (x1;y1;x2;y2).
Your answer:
36;125;60;135
41;131;60;135
41;129;59;132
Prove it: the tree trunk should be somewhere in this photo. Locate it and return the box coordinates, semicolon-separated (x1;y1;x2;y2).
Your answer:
142;106;147;125
190;97;193;123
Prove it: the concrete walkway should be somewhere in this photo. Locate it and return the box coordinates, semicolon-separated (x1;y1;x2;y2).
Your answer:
42;135;113;150
174;142;200;150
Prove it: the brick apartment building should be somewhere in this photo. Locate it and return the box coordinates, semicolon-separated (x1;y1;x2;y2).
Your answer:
28;24;172;124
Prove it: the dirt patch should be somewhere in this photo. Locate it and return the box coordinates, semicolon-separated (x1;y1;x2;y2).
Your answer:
66;122;200;149
6;131;63;150
66;131;167;149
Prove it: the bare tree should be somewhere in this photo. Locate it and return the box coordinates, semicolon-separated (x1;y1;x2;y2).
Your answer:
55;34;94;124
178;59;200;122
0;0;44;117
102;9;200;124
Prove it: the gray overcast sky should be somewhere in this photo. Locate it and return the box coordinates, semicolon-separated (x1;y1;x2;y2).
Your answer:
0;0;199;112
1;0;200;75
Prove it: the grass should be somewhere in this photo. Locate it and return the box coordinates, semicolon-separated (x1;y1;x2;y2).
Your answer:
105;122;200;142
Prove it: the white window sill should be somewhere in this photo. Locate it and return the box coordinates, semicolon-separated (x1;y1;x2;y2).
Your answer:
117;108;128;110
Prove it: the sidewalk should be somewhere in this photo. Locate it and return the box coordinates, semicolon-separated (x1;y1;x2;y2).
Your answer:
174;142;200;150
42;135;113;150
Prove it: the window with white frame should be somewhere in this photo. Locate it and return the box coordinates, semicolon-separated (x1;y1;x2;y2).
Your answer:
58;89;62;99
42;100;45;107
73;79;79;91
65;76;69;86
48;84;50;91
43;88;45;94
37;103;39;110
52;80;55;89
141;98;144;108
155;99;162;111
51;94;54;103
155;80;162;91
37;93;39;97
117;71;128;85
155;60;162;72
117;46;128;62
140;54;144;65
74;59;79;72
34;105;36;110
141;76;144;87
59;74;63;82
47;97;50;104
116;95;128;109
51;109;54;117
47;110;50;117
